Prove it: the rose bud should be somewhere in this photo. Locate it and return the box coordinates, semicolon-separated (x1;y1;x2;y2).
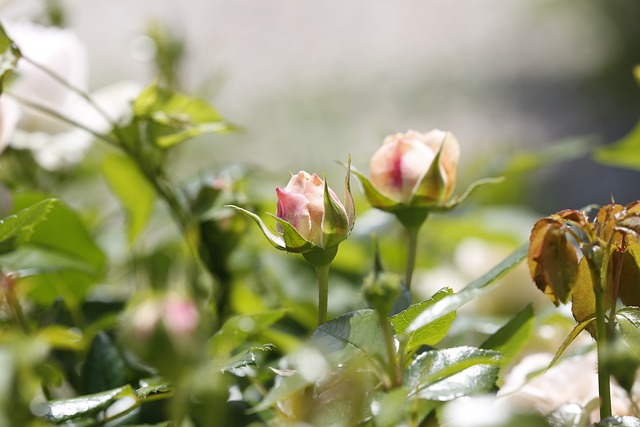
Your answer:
227;161;355;264
355;130;459;210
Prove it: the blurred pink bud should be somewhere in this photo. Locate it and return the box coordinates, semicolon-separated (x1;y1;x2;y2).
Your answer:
369;129;459;205
129;294;200;343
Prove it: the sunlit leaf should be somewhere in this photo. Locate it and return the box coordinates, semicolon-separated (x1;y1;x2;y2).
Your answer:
136;377;172;398
36;325;84;351
0;198;57;245
102;153;156;243
570;257;598;337
404;346;501;401
313;309;388;364
133;81;237;148
617;307;640;359
221;344;276;372
0;23;21;94
391;287;455;351
34;385;136;423
408;243;528;333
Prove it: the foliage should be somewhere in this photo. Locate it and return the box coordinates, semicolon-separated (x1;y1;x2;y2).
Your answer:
1;15;640;427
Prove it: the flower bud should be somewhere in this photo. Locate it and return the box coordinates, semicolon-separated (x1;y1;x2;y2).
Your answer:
227;163;355;256
276;171;351;249
369;130;459;206
120;293;204;378
363;271;403;317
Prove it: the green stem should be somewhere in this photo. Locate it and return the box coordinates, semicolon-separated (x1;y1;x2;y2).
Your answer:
7;92;118;146
595;286;612;419
6;291;30;334
315;264;330;326
21;54;119;131
585;245;612;420
380;315;400;388
404;226;419;292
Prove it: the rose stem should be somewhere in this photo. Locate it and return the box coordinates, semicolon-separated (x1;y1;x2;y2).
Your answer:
586;247;612;420
315;263;330;326
404;226;420;292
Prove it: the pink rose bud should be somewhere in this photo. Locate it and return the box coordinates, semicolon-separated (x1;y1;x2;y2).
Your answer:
227;163;355;255
369;130;459;206
276;171;347;248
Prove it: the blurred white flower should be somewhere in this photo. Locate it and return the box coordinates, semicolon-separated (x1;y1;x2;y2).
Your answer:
440;395;515;427
2;21;141;169
10;81;141;170
0;96;20;154
498;351;632;422
4;20;88;134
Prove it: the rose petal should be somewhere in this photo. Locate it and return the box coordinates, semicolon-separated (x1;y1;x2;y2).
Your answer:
370;133;436;203
276;187;312;241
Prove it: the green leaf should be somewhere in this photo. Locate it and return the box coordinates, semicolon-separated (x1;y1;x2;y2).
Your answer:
437;176;505;212
312;309;388;363
251;372;311;413
102;153;156;243
11;193;105;275
34;385;136;423
0;198;57;245
481;304;534;366
404;346;502;401
136;377;172;398
270;214;317;253
226;205;286;250
594;121;640;171
36;325;84;351
570;257;598;337
133;81;237;148
0;23;21;94
547;315;596;370
20;270;95;307
390;287;455;351
221;344;276;372
81;332;127;394
617;307;640;359
412;140;446;204
321;176;349;248
210;309;288;356
407;243;528;333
